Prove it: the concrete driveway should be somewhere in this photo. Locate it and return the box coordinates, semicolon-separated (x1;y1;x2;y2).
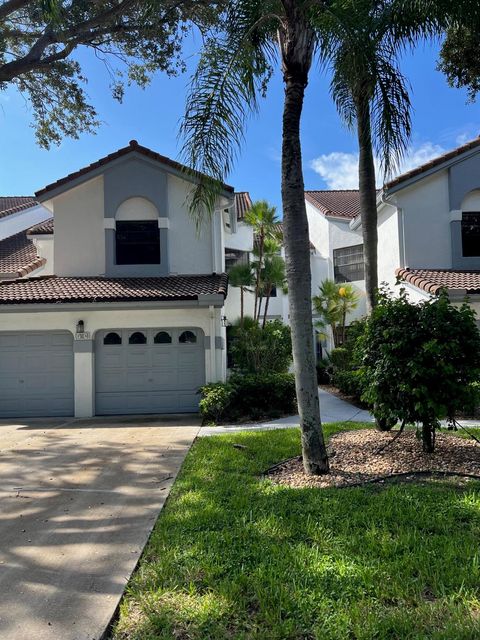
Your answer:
0;414;200;640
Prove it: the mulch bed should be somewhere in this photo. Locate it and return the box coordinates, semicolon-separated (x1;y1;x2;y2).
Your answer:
267;428;480;489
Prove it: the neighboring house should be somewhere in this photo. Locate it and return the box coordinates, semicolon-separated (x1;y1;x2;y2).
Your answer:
224;192;328;327
0;140;234;418
306;137;480;349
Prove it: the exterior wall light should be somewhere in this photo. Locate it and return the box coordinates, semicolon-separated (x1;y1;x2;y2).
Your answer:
76;320;85;334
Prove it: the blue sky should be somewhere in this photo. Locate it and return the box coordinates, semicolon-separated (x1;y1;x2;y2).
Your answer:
1;34;479;212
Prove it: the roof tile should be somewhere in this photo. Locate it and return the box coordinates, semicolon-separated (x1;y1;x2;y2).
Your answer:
0;197;37;220
396;268;480;295
305;190;361;219
235;192;252;220
0;273;228;305
0;230;46;278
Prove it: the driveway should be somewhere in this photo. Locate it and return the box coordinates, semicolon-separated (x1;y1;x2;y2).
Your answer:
0;414;200;640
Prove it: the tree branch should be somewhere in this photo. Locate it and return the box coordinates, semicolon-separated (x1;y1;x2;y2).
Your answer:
0;0;31;22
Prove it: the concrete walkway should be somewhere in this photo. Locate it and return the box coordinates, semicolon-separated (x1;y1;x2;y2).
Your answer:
199;387;374;436
0;414;200;640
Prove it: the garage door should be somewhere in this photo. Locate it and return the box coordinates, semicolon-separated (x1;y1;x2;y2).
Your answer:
95;328;205;415
0;331;74;417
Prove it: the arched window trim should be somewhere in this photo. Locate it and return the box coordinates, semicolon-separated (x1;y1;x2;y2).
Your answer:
129;331;147;345
179;330;197;344
104;332;122;345
154;331;172;344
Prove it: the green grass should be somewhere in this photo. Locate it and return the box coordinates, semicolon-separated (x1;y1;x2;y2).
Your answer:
112;423;480;640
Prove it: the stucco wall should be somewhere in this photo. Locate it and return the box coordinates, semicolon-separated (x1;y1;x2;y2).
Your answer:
53;176;105;276
377;201;401;290
393;170;452;269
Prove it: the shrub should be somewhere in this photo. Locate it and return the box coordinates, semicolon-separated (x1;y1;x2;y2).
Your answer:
329;319;368;400
199;373;296;423
316;359;331;384
229;320;292;374
361;288;480;452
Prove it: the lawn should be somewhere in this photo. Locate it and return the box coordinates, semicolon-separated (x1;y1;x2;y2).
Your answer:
112;423;480;640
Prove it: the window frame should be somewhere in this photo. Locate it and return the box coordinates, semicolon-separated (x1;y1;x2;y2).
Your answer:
115;220;160;266
333;244;365;283
461;212;480;257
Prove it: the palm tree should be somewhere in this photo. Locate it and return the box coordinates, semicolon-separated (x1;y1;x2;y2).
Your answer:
260;253;287;327
180;0;330;474
313;279;359;347
228;262;255;324
244;200;280;320
319;1;453;313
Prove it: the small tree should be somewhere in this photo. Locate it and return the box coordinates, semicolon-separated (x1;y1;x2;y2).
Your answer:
313;279;359;347
361;288;480;452
228;262;255;325
230;319;292;375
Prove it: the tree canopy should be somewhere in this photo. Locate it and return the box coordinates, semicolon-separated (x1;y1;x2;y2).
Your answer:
0;0;224;146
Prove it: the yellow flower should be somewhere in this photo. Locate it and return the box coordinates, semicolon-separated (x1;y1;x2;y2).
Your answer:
338;286;347;297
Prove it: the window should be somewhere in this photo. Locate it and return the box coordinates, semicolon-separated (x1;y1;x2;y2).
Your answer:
179;330;196;344
225;249;249;272
129;331;147;345
462;212;480;257
104;332;122;345
115;221;160;265
154;331;172;344
333;244;364;283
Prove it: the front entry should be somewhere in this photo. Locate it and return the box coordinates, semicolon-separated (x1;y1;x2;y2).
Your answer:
95;328;205;415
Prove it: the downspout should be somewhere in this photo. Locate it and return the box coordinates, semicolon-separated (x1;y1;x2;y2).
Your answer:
209;304;216;382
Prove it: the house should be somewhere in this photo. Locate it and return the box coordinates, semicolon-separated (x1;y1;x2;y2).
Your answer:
305;137;480;348
224;192;328;327
0;141;234;418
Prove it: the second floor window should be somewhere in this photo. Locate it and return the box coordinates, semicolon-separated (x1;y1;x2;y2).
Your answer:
333;244;365;283
461;213;480;257
116;221;160;265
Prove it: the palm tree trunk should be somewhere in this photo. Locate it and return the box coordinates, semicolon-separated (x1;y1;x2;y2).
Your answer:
355;93;378;314
253;233;264;322
262;287;272;328
279;6;329;475
240;286;244;325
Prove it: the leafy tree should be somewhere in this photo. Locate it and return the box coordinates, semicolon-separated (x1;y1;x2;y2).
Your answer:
230;319;292;376
180;0;331;474
361;288;480;452
313;279;359;347
438;24;480;102
228;261;255;325
0;0;224;146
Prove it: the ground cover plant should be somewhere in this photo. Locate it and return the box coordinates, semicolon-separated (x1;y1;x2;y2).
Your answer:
112;423;480;640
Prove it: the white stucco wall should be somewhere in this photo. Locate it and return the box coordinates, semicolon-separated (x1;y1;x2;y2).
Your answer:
391;170;452;269
377;201;401;291
0;205;52;241
0;305;226;417
29;236;54;275
53;176;106;277
167;174;216;274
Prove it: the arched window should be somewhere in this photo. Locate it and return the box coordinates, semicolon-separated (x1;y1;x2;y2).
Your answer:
179;330;196;344
154;331;172;344
104;332;122;345
129;331;147;345
461;190;480;257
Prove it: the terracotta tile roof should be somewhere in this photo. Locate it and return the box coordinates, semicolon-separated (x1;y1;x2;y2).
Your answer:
235;192;252;220
386;137;480;190
0;196;37;220
396;268;480;295
305;190;361;219
28;218;54;235
0;273;228;305
36;140;234;199
0;231;46;279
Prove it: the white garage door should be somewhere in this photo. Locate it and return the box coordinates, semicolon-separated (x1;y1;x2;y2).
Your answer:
95;328;205;415
0;331;74;417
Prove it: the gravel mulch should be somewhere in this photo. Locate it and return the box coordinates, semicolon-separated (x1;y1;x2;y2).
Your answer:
267;428;480;489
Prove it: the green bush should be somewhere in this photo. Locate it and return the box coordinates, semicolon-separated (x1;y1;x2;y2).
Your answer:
229;320;292;374
332;369;365;398
316;359;331;384
330;347;350;371
329;319;368;401
199;373;297;424
361;288;480;452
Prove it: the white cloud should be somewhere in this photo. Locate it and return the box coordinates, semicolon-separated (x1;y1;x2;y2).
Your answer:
309;142;446;190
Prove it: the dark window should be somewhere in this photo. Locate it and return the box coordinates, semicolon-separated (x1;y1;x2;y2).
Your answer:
225;249;249;272
179;330;196;344
115;221;160;265
333;244;364;283
154;331;172;344
270;286;277;298
462;212;480;257
129;331;147;345
104;332;122;345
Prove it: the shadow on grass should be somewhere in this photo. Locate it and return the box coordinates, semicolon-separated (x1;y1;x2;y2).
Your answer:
112;424;480;640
